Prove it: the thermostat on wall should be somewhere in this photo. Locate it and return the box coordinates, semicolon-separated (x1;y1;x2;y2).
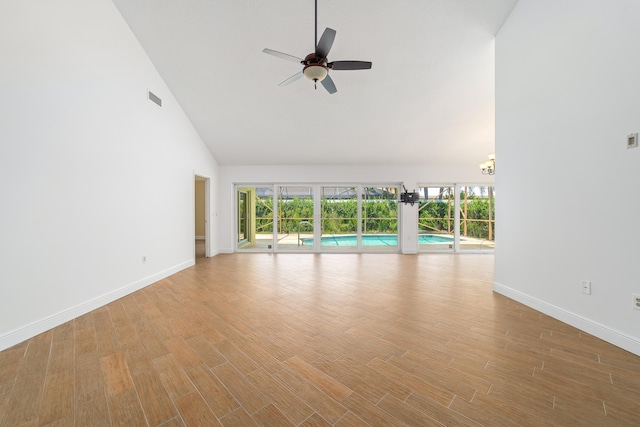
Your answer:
627;133;638;149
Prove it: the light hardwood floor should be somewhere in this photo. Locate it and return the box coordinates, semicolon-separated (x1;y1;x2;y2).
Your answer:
1;254;639;426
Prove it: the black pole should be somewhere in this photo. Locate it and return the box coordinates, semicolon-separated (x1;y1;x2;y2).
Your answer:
314;0;317;49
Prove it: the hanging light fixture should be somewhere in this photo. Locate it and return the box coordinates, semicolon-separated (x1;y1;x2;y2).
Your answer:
480;153;495;175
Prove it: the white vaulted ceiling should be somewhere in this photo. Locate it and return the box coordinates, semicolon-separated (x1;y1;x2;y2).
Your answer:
112;0;518;166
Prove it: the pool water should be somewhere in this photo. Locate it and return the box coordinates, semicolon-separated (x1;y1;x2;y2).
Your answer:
300;234;454;246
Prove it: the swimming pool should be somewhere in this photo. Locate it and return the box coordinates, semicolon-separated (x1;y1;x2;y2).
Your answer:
300;234;454;246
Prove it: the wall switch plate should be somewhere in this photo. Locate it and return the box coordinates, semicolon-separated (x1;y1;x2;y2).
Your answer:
581;280;591;295
627;133;638;149
633;293;640;311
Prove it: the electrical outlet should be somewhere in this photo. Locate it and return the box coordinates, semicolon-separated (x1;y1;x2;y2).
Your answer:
581;280;591;295
633;293;640;311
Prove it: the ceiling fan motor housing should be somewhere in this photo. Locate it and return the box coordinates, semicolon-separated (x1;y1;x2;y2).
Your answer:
303;53;328;82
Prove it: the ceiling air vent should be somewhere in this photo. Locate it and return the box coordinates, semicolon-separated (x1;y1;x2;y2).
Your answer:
148;90;162;107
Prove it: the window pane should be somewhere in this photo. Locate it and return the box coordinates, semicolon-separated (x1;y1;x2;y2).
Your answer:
418;186;455;251
459;186;495;251
276;186;314;251
362;186;399;252
321;186;357;251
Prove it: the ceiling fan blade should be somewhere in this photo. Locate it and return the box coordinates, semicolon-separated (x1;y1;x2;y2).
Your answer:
321;74;337;94
263;48;302;63
316;28;336;59
278;71;304;86
328;61;372;70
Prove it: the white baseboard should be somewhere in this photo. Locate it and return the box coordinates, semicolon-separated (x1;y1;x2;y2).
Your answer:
0;260;194;352
493;282;640;357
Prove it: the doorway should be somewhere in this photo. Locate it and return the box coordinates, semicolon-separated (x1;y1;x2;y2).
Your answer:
194;175;210;261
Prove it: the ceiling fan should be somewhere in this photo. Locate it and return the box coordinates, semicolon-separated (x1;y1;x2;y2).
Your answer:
262;0;372;94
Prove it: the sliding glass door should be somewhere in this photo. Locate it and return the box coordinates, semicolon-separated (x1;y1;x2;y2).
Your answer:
318;185;400;252
236;183;401;253
417;184;495;252
236;186;274;251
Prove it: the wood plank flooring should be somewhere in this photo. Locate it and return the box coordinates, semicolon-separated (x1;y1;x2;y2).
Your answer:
1;253;640;426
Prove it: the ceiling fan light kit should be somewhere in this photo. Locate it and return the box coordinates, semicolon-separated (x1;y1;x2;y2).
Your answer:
303;64;328;82
263;0;372;94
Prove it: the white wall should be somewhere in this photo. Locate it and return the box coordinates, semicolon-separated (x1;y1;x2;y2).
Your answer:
0;0;219;350
218;164;494;253
495;0;640;355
